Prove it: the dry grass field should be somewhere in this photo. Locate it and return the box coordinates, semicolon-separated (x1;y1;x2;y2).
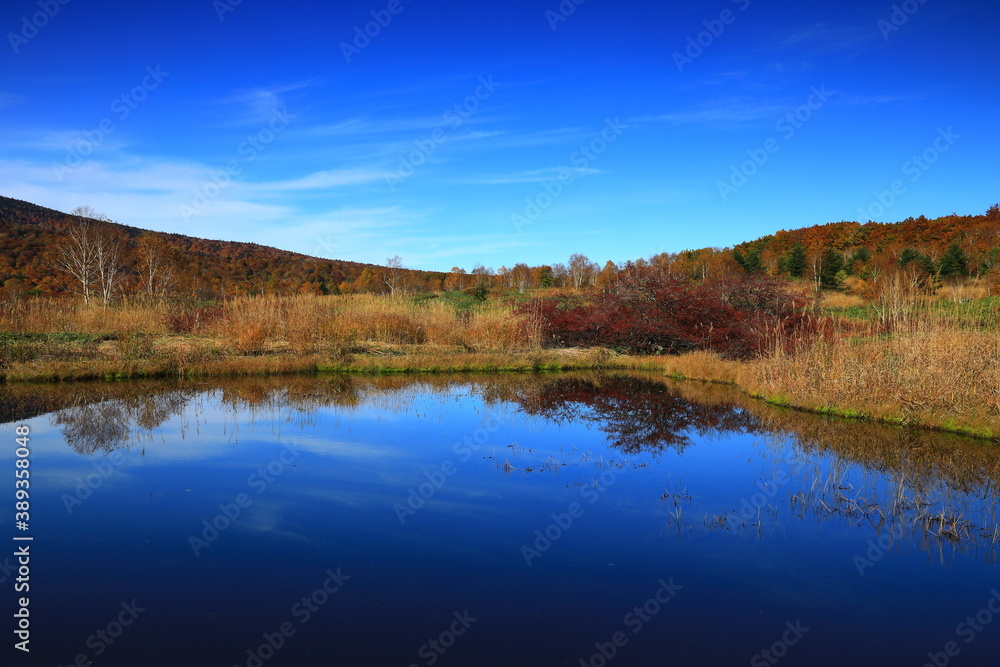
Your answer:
1;288;997;439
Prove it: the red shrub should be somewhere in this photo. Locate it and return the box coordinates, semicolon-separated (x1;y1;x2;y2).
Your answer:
525;266;811;359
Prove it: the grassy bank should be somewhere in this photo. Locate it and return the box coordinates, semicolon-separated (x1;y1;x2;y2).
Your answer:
0;338;633;382
647;307;1000;440
0;294;638;380
1;292;998;440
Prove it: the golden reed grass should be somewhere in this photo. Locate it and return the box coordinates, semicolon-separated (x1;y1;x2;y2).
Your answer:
197;294;542;354
0;294;542;354
737;314;1000;437
2;292;997;439
0;297;172;334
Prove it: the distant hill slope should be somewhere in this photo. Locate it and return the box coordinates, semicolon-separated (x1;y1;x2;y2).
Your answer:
0;195;439;297
731;207;1000;273
2;194;998;299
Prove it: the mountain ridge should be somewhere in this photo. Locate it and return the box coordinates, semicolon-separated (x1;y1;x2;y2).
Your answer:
1;195;998;298
0;195;441;297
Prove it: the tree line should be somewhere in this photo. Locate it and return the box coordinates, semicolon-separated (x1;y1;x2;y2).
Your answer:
2;196;999;304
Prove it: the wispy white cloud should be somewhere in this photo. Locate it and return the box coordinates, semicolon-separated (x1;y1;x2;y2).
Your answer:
483;126;589;148
836;91;925;105
259;168;386;191
773;23;875;55
383;236;534;267
206;78;324;126
459;166;601;185
636;99;787;128
450;130;505;142
309;115;448;137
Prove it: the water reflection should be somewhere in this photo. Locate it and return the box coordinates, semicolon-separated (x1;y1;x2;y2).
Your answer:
501;374;763;453
0;373;763;456
5;372;998;562
3;372;1000;666
661;380;1000;563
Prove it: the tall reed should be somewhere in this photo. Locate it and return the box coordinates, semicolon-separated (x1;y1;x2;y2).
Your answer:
739;312;1000;435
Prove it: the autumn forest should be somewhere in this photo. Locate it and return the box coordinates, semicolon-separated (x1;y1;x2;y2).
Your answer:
2;195;999;302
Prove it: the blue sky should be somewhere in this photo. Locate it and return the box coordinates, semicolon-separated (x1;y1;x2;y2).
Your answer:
2;0;997;272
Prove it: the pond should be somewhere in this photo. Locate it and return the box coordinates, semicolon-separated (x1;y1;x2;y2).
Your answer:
2;372;999;666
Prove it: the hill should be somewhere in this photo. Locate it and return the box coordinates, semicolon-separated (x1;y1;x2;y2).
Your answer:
2;194;998;300
728;206;1000;282
0;196;443;298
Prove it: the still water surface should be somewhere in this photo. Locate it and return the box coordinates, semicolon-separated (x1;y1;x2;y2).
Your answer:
2;373;999;666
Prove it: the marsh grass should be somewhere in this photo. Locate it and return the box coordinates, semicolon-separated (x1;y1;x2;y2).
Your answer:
625;293;1000;439
738;304;1000;438
2;292;998;440
0;298;171;334
178;294;543;353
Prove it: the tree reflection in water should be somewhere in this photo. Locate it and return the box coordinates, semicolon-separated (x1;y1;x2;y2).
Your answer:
4;372;1000;561
506;375;763;454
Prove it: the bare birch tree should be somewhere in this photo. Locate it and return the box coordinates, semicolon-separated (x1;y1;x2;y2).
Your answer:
382;255;405;296
56;206;129;305
136;232;175;299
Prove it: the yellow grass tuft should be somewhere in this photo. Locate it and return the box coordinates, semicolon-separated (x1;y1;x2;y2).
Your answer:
819;291;867;310
739;316;1000;435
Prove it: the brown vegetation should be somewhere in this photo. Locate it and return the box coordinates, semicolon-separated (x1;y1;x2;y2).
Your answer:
1;282;997;441
3;195;1000;441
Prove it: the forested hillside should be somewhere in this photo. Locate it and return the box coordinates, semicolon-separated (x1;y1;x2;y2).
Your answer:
2;194;998;301
725;206;1000;287
0;196;443;299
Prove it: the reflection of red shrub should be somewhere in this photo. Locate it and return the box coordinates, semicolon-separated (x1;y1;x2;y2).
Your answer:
525;265;813;359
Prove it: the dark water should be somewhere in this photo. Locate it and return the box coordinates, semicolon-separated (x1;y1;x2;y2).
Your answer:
2;373;999;667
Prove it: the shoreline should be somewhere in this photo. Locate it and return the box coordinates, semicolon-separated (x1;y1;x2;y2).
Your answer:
1;341;995;443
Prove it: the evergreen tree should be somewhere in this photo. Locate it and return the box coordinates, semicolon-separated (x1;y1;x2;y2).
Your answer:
784;243;807;278
898;248;918;267
820;248;844;289
537;265;554;288
938;242;969;277
734;248;762;274
917;254;937;278
847;246;871;274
